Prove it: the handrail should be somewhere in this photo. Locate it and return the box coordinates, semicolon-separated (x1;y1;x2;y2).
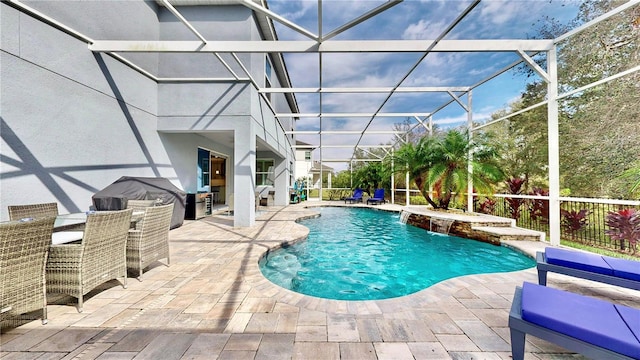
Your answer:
482;193;640;207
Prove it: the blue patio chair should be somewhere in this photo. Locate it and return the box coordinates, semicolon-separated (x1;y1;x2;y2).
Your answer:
509;282;640;360
344;188;363;204
366;188;385;205
537;247;640;291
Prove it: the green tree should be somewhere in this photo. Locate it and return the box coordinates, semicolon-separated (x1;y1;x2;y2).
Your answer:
488;1;639;198
352;161;387;196
486;84;549;191
389;129;504;210
387;134;440;208
532;0;639;198
331;170;352;189
428;130;505;209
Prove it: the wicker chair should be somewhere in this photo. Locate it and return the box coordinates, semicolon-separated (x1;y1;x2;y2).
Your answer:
126;199;156;212
8;202;58;221
1;217;55;327
46;209;133;312
127;203;173;280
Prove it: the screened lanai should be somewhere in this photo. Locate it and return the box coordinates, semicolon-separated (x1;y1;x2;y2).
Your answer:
7;0;639;242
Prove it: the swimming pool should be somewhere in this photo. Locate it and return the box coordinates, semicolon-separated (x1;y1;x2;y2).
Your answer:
259;207;535;300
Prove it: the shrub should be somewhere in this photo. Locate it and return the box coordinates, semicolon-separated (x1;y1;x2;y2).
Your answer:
605;209;640;253
478;197;496;214
561;209;589;239
505;177;526;219
528;187;549;223
409;196;428;206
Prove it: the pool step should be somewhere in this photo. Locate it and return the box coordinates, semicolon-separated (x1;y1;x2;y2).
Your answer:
472;226;545;243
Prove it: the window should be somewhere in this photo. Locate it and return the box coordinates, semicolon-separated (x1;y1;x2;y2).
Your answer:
197;148;210;192
256;159;274;186
305;150;311;161
265;56;272;83
265;56;272;102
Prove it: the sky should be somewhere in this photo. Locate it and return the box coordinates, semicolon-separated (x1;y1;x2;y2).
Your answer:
266;0;583;171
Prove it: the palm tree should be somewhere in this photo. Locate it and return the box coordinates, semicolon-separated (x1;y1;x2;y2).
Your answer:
389;129;504;210
388;135;440;208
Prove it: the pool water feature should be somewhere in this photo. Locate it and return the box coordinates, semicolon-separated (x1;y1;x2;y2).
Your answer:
259;207;535;301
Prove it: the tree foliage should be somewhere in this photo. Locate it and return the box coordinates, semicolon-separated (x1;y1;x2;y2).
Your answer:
557;1;639;198
388;129;504;210
351;161;388;196
488;0;640;198
488;82;549;190
331;170;353;189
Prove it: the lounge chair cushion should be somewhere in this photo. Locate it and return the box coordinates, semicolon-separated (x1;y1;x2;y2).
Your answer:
345;189;364;203
615;304;640;342
545;247;613;276
603;256;640;282
521;282;640;358
545;247;640;282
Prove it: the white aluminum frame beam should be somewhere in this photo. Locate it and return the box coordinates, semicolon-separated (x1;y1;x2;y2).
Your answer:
286;130;405;135
277;112;432;118
239;0;318;40
516;50;550;83
554;0;640;43
350;0;481;163
547;46;561;246
88;39;555;53
159;0;207;43
260;86;471;93
447;91;469;112
322;159;384;162
309;145;394;148
321;0;403;41
412;116;432;133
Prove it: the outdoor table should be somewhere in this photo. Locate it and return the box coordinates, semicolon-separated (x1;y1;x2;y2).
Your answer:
52;211;145;245
54;213;87;232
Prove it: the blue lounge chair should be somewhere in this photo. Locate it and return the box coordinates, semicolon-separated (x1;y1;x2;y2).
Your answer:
537;247;640;291
366;188;385;205
344;188;363;204
509;282;640;360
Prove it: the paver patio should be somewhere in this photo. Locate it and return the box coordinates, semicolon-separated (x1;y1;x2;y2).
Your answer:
1;202;638;359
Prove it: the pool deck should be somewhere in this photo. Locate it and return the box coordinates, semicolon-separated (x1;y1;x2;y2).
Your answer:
2;201;638;359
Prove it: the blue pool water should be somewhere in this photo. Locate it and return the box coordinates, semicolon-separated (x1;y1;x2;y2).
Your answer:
259;207;535;300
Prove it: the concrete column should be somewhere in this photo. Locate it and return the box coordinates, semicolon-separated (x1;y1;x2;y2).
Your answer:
273;157;288;206
233;122;256;227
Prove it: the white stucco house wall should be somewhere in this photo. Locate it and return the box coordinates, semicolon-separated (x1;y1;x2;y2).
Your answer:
1;0;298;227
294;141;333;190
294;141;314;186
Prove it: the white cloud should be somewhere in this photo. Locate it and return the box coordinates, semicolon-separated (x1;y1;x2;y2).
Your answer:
476;0;547;27
402;19;448;40
479;1;519;26
270;0;317;23
270;0;580;164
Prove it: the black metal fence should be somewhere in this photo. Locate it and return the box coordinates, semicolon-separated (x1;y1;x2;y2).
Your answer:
472;194;640;254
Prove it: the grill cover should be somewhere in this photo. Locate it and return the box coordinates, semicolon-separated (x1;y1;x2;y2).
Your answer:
92;176;186;229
